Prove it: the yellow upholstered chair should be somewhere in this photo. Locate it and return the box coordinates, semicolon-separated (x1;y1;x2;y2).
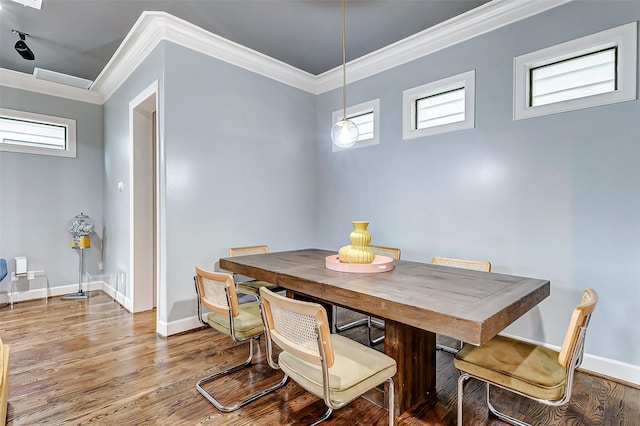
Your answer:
260;287;397;426
228;245;282;298
193;266;287;412
431;255;492;353
454;288;598;426
332;245;401;346
0;337;9;425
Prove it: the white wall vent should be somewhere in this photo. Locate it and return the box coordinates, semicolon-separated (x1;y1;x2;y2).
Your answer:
33;68;93;89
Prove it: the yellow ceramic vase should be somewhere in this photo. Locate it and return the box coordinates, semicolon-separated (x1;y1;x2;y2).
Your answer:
338;221;375;264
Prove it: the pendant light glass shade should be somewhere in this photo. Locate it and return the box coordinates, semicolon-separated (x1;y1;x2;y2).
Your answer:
331;0;358;149
331;119;359;148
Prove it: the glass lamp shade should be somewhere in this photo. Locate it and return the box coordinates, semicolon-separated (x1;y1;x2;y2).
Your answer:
331;119;359;148
68;212;94;237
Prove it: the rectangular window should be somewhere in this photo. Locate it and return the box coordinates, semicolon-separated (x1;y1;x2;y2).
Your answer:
514;22;636;120
349;110;374;141
0;108;76;157
530;47;616;107
332;99;380;151
416;87;465;129
403;70;475;140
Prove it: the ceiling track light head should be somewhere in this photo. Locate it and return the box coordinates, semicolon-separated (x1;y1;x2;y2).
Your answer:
12;29;29;39
12;29;35;60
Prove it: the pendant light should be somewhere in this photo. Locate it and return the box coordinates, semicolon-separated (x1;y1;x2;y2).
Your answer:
331;0;359;148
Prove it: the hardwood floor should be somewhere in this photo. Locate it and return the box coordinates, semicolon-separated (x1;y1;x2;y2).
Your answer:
0;293;637;425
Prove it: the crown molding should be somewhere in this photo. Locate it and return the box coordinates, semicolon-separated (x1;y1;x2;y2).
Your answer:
162;13;317;94
1;0;571;103
91;12;167;101
92;11;316;101
0;68;103;104
315;0;573;94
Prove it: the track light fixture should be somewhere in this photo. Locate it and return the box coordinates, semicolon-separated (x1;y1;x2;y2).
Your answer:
12;30;35;60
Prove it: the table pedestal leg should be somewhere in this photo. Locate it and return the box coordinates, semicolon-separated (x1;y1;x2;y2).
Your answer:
384;319;436;416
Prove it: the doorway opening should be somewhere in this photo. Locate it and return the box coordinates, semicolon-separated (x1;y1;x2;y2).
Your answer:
129;82;159;315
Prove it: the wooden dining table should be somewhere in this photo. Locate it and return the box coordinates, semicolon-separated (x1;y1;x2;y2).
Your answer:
219;248;550;416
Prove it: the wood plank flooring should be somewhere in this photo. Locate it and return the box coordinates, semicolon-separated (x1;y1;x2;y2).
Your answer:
0;293;638;425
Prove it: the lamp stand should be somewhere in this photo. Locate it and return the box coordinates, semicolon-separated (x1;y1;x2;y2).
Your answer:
61;247;95;300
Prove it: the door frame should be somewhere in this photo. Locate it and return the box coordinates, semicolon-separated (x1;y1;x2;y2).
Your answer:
129;80;164;332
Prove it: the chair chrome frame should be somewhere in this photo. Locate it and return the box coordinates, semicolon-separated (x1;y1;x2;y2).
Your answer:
194;268;288;412
457;310;593;425
331;308;368;333
260;287;395;426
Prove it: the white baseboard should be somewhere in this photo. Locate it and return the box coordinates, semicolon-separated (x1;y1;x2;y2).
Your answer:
2;280;104;303
501;332;639;387
580;352;640;386
101;280;132;311
157;316;204;338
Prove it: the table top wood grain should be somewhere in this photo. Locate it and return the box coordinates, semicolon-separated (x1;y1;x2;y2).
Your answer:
220;248;550;346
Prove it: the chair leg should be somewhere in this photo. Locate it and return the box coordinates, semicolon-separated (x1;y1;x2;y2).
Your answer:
333;306;368;332
385;377;395;426
486;382;530;426
457;372;470;426
196;339;289;412
368;316;385;346
306;378;394;425
308;407;333;426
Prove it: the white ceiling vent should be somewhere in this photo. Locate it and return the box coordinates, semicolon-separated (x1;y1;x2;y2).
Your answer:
9;0;42;9
33;68;93;89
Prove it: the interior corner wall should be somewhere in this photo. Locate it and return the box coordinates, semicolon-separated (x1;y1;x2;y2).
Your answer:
102;44;166;318
314;0;640;369
0;86;104;295
161;42;317;323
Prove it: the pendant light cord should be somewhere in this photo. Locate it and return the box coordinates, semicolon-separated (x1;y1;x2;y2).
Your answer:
341;0;347;120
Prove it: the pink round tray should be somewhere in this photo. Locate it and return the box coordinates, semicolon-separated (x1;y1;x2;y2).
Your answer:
325;255;394;273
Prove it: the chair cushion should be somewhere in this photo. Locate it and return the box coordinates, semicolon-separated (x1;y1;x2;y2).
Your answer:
236;280;280;297
278;334;396;405
454;335;566;401
206;301;264;339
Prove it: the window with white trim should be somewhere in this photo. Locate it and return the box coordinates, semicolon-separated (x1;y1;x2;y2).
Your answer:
514;22;637;120
332;99;379;151
403;70;475;140
0;108;76;158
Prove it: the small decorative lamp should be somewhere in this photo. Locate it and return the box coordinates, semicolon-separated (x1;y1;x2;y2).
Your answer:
62;212;95;299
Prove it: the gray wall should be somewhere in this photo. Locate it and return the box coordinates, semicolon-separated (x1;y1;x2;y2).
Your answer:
0;86;103;294
102;42;317;323
315;1;640;366
162;42;317;321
